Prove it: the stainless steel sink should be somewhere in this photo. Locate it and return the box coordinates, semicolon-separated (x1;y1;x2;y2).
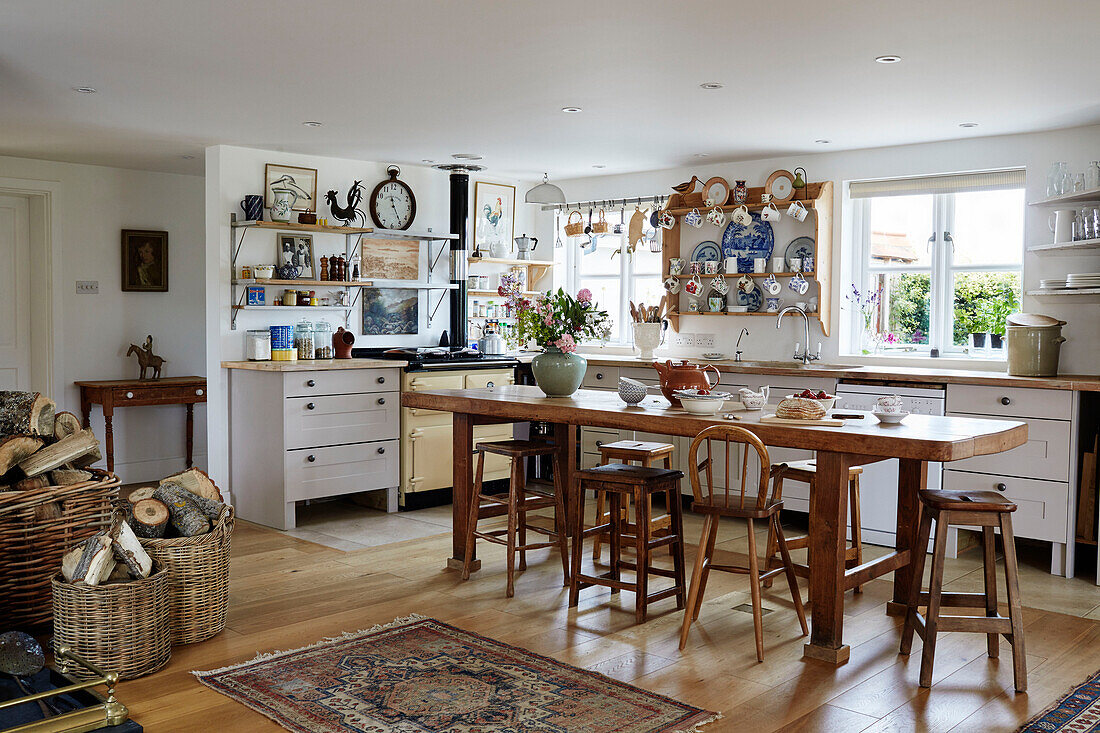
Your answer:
729;360;862;371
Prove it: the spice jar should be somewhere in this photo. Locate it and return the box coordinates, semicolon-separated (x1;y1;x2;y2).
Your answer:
283;289;298;306
313;321;333;359
295;320;315;360
246;329;271;360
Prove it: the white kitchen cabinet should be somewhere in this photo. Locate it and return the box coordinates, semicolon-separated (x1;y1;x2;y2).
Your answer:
947;383;1080;577
229;367;402;530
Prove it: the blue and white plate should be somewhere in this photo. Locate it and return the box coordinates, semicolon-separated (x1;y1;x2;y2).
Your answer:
738;283;763;312
784;237;815;269
721;213;774;259
690;240;722;263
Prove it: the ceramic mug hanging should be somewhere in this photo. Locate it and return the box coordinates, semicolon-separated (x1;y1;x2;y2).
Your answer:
731;205;752;226
710;274;730;295
763;273;781;295
684;208;704;228
737;274;755;293
788;272;809;295
761;202;782;222
684;274;703;297
663;275;681;294
706;206;726;227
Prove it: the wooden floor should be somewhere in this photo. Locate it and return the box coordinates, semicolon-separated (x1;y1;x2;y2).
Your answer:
115;509;1100;732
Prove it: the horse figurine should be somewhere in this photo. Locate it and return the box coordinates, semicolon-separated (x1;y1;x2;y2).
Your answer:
127;335;166;380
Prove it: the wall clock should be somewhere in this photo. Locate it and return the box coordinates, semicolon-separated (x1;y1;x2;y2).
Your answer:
702;177;730;206
765;169;795;203
369;166;417;230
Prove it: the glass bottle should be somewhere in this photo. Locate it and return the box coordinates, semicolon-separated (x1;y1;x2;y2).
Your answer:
1046;162;1060;197
1056;162;1070;195
1087;161;1100;191
1073;173;1085;193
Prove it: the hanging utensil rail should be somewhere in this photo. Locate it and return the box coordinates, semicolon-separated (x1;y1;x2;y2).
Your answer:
542;195;669;212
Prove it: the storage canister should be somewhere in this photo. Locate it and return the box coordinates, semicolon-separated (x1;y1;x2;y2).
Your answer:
246;329;271;360
270;324;296;361
313;321;333;359
295;320;315;360
1005;313;1066;376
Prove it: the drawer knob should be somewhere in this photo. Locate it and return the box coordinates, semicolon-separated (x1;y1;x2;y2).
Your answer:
377;397;386;405
486;381;495;388
196;389;204;396
1000;396;1011;406
377;447;386;455
595;373;604;380
125;392;134;399
995;482;1007;491
307;379;316;387
377;376;386;384
595;440;603;447
306;402;316;410
307;454;316;463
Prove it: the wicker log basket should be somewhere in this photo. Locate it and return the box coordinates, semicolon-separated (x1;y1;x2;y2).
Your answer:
139;505;233;644
0;470;119;627
52;565;171;679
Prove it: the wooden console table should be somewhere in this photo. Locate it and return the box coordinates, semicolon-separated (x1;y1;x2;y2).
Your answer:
75;377;207;473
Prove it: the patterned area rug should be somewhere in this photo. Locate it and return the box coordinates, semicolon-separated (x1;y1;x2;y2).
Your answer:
1019;669;1100;732
194;615;718;733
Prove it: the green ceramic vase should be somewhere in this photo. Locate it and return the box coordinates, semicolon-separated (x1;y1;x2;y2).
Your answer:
531;346;587;397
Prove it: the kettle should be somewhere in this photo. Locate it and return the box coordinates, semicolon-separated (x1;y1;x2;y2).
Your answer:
478;328;507;356
652;360;721;407
514;234;538;260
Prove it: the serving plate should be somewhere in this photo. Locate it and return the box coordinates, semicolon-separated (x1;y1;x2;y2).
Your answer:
721;212;774;259
784;237;815;270
690;240;722;263
738;283;763;312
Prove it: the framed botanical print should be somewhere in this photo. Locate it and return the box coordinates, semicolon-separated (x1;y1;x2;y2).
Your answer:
265;163;317;212
473;182;515;256
121;229;168;292
277;233;315;279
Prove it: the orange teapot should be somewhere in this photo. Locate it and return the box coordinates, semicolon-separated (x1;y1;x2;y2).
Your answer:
652;360;721;407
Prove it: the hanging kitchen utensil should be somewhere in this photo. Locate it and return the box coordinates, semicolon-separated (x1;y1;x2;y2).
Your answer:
592;205;609;234
564;209;584;237
649;199;661;228
584;207;593;235
0;631;57;718
649;197;664;252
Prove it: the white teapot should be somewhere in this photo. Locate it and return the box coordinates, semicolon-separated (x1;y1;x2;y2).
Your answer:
739;385;769;410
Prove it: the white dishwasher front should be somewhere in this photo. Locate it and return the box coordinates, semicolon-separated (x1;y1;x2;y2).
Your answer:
834;382;951;554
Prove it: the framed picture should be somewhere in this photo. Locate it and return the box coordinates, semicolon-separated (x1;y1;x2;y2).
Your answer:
362;288;418;335
473;182;515;256
121;229;168;292
360;237;419;280
277;233;315;279
265;163;317;212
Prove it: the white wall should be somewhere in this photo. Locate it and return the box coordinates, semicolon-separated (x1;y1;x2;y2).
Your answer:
204;145;535;488
541;125;1100;372
0;155;206;481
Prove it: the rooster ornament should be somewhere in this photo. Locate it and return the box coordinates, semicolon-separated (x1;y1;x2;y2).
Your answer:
325;180;366;227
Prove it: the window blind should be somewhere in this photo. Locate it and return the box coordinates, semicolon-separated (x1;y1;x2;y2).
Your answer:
849;169;1025;199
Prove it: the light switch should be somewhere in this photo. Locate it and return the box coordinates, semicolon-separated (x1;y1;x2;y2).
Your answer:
76;280;99;294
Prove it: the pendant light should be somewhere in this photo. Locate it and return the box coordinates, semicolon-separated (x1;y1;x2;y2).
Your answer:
525;173;566;205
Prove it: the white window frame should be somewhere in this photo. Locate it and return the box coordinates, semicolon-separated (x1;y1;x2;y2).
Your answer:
850;181;1024;357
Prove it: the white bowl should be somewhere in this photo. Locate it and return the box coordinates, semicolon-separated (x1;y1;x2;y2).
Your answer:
253;265;276;279
872;409;909;424
679;398;726;415
786;394;836;412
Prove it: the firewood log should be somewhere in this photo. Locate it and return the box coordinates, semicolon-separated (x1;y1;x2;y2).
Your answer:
153;484;211;536
109;513;153;578
51;411;101;467
12;475;50;492
159;467;223;502
0;435;45;476
66;533;115;586
0;391;56;438
160;480;224;520
130;498;169;538
61;536;100;582
17;429;99;477
49;468;93;486
127;485;157;503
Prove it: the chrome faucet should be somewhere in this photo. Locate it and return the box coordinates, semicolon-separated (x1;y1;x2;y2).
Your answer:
776;306;820;364
734;328;749;362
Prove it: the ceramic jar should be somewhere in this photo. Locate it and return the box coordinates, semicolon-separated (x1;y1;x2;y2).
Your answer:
531;347;587;397
732;180;748;204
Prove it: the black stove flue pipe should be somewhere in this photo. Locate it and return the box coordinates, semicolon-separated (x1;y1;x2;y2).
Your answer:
448;169;470;347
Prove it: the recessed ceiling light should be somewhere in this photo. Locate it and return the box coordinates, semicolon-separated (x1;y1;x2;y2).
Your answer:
959;122;979;128
699;82;724;90
561;106;582;113
814;139;832;144
181;154;195;160
452;153;483;160
592;164;606;169
874;55;902;64
72;86;97;94
693;153;710;158
421;159;434;163
302;121;323;127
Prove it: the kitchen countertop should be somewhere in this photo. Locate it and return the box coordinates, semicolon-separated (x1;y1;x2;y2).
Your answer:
515;352;1100;392
222;359;405;371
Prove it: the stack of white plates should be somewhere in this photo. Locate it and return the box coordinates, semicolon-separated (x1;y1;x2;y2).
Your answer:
1067;272;1100;289
1040;278;1068;290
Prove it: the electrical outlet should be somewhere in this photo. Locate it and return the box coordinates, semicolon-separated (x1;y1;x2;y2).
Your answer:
76;280;99;294
671;332;695;348
695;333;716;349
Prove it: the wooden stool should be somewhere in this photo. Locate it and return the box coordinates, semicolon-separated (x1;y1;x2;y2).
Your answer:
900;489;1027;692
461;440;570;598
592;440;675;563
569;463;686;623
763;460;865;593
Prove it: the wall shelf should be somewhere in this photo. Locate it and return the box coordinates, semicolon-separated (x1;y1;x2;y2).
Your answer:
1027;238;1100;255
671;310;822;319
234;278;375;287
1028;186;1100;207
467;289;541;297
467;256;554;267
231;219;374;234
232;305;350;312
1026;288;1100;297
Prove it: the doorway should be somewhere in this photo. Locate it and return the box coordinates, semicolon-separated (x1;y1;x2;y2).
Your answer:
0;195;30;389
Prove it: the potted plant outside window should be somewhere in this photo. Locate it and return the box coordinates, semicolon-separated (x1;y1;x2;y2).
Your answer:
982;297;1014;350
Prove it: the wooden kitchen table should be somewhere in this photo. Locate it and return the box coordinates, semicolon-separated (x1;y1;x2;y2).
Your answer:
76;377;207;473
401;385;1027;665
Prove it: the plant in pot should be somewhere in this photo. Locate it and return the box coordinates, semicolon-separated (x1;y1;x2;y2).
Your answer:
981;296;1014;350
505;287;611;397
957;308;987;351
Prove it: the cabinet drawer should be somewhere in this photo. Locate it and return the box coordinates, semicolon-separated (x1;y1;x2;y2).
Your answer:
581;427;622;454
583;366;619;389
285;440;398;502
465;370;515;389
947;384;1072;420
942;469;1069;543
406;423;510;493
404;374;464;416
284;368;399;397
946;414;1070;482
284;392;398;450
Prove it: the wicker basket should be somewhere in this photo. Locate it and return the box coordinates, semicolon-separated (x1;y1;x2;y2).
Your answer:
139;506;233;644
52;566;171;680
0;470;119;628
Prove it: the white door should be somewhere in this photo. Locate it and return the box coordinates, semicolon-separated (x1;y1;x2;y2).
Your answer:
0;195;30;389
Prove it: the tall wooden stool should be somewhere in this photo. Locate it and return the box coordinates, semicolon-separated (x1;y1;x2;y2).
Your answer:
900;489;1027;692
763;460;865;593
569;464;686;623
678;426;808;661
461;440;570;598
592;440;675;562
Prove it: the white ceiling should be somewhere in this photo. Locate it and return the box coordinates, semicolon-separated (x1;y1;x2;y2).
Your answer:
2;0;1098;178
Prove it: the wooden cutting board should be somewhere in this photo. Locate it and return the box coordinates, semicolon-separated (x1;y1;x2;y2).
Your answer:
760;414;847;427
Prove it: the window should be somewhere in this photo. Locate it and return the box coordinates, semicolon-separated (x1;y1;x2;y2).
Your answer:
554;208;664;345
850;170;1024;356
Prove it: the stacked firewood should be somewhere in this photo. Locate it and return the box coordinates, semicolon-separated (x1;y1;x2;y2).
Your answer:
122;467;226;539
0;391;102;490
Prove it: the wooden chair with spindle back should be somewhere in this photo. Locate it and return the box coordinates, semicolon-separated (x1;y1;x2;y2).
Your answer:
678;425;808;661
